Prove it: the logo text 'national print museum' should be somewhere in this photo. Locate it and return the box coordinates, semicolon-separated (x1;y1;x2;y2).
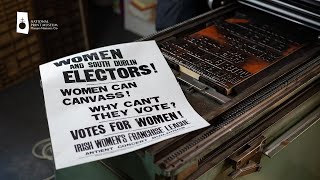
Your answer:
16;11;58;34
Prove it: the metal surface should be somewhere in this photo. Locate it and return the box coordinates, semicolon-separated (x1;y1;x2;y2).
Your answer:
140;3;239;42
142;5;320;164
239;0;320;31
174;70;231;104
228;136;266;178
159;10;307;95
263;106;320;157
100;161;132;180
133;1;320;179
229;162;261;179
229;136;265;169
155;57;320;176
188;80;320;179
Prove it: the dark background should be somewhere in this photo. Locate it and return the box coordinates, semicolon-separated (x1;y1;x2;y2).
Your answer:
0;2;139;179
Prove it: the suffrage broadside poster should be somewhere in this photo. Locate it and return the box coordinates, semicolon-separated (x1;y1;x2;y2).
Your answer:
40;41;210;169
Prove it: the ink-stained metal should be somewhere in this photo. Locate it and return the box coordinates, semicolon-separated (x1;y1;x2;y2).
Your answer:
159;12;305;95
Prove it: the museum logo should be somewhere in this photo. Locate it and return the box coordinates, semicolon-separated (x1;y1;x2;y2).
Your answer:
16;11;58;34
16;12;29;34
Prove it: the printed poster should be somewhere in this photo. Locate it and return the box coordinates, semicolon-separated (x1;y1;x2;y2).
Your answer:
40;41;210;169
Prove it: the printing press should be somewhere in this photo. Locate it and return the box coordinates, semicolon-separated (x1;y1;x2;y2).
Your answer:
57;0;320;179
